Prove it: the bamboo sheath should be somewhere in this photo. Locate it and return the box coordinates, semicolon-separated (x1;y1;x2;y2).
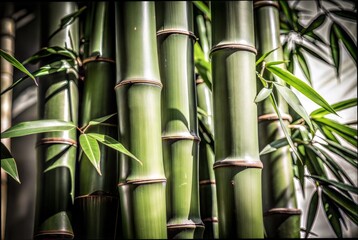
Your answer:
156;2;204;238
1;4;14;239
34;2;79;239
115;2;167;239
74;2;119;239
254;0;301;237
211;1;264;238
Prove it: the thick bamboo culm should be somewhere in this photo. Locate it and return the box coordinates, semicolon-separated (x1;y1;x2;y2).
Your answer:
156;2;204;239
254;0;301;238
211;1;264;238
196;77;219;239
115;2;167;239
0;4;15;240
74;2;119;239
34;2;79;239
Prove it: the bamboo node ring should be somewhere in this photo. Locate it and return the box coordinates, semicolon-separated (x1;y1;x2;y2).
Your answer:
264;207;302;216
258;113;292;122
82;56;115;65
115;79;163;89
156;29;198;42
210;43;257;55
213;159;263;169
36;137;77;147
253;0;280;9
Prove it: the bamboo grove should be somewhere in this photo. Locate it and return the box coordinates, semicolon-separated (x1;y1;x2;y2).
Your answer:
1;1;357;239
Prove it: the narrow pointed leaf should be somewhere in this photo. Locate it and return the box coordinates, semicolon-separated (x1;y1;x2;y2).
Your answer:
255;87;272;103
310;98;357;118
267;65;338;115
314;118;357;139
87;133;142;166
22;46;77;65
259;137;289;155
79;133;101;175
309;175;358;194
329;23;340;78
255;47;279;67
319;142;357;168
265;60;290;67
87;113;117;127
193;1;211;20
274;82;314;131
1;119;76;139
330;10;357;21
60;6;87;28
296;50;311;84
333;22;357;63
317;123;357;147
0;49;36;84
297;43;332;66
301;14;326;35
305;190;318;238
321;192;343;238
1;143;20;183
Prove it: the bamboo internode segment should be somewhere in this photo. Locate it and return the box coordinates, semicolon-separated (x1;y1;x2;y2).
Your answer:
210;43;257;56
156;29;197;42
213;159;263;169
82;56;115;65
253;0;279;9
36;137;77;147
258;113;293;122
264;208;302;216
199;180;216;185
202;217;219;223
114;79;163;89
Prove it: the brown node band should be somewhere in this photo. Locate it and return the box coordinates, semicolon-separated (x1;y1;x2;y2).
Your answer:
34;230;74;238
210;43;257;56
199;180;216;185
167;222;205;229
118;178;167;186
258;113;292;122
36;137;77;147
156;29;197;42
162;134;201;142
202;217;218;223
213;159;263;169
253;0;279;9
82;56;115;65
264;207;302;216
115;79;163;89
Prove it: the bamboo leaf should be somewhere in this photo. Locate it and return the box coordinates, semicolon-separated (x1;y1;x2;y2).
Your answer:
1;142;20;183
306;145;327;177
296;49;311;84
323;187;358;226
297;43;332;66
301;14;326;35
267;65;338;115
259;137;289;155
310;98;357;118
87;113;117;127
87;133;142;166
197;107;208;117
305;190;319;238
265;60;290;67
255;87;272;103
22;46;77;65
309;175;358;194
333;22;357;64
330;10;357;21
317;123;357;147
256;47;279;67
321;192;343;238
60;6;87;28
1;120;76;139
314;118;357;139
273;82;314;131
0;49;37;84
318;141;358;168
318;124;340;143
193;1;211;20
79;133;101;175
329;23;340;78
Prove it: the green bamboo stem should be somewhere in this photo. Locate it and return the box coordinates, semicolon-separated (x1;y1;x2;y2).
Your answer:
196;78;219;239
211;1;264;238
0;4;15;239
34;2;79;239
115;2;167;239
254;0;301;238
74;2;118;239
155;2;204;238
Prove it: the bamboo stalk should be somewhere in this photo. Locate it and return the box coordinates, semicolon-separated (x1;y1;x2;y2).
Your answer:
34;2;79;239
74;2;119;239
0;3;15;239
115;2;167;238
254;1;301;237
211;1;264;238
156;2;204;238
